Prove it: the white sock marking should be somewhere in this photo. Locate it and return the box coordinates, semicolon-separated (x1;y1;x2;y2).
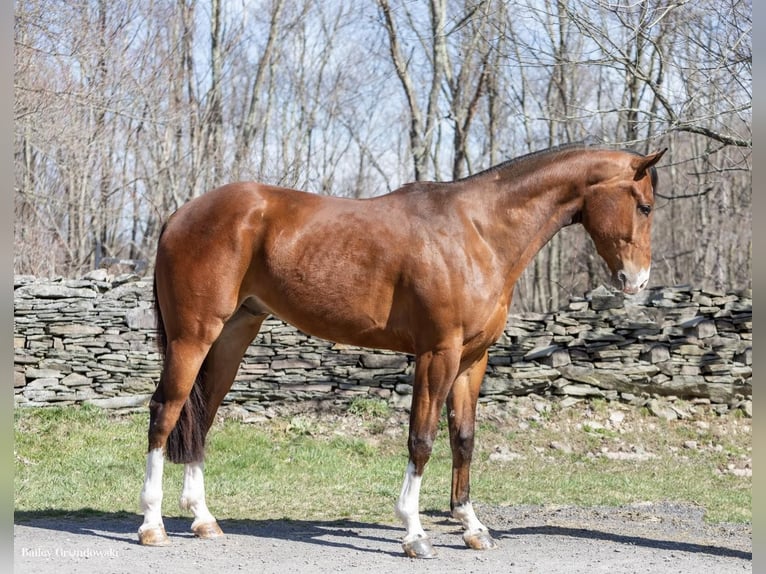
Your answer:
139;448;165;533
180;461;216;528
452;501;488;535
395;462;427;544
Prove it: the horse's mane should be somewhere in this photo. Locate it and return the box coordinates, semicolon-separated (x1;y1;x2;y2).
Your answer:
458;142;659;194
457;142;589;183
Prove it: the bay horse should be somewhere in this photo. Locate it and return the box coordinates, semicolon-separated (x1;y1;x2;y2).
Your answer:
138;145;666;558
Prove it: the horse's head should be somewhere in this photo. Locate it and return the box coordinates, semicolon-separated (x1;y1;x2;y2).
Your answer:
580;148;667;295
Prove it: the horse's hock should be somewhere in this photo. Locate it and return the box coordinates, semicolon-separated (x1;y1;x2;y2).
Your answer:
13;273;752;415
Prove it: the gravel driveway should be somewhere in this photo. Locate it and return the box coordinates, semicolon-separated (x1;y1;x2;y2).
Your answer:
14;502;750;573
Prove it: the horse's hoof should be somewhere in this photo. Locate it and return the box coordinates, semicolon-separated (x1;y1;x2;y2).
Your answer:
193;520;224;539
402;537;436;559
138;526;170;546
464;530;497;551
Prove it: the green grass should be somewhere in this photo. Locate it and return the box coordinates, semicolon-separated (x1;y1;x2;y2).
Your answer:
14;403;751;525
347;397;391;419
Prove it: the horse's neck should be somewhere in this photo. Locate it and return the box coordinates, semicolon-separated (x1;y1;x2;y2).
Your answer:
466;166;585;281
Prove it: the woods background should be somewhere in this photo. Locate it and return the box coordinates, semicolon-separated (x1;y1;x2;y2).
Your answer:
14;0;751;312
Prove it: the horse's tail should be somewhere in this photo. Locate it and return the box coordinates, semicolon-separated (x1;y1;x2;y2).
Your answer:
153;223;208;464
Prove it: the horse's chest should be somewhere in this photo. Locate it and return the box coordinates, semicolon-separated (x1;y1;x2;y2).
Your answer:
462;303;508;355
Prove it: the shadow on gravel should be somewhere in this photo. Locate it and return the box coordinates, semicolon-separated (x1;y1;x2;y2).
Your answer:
219;517;405;556
15;510;751;562
495;525;751;561
14;510;404;557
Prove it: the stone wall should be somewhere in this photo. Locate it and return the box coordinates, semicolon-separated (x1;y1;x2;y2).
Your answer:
14;273;752;413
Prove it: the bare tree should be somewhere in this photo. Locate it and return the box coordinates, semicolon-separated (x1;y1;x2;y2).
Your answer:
234;0;285;168
15;0;750;308
377;0;448;181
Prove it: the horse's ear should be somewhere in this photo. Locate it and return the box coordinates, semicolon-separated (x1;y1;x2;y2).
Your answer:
632;148;667;181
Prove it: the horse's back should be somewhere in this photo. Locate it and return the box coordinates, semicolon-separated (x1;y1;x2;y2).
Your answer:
155;181;498;352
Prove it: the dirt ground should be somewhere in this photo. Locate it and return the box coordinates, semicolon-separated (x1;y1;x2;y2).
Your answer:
14;398;752;573
14;500;750;574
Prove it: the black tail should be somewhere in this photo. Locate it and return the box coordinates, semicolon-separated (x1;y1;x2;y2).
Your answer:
165;370;207;464
152;224;208;464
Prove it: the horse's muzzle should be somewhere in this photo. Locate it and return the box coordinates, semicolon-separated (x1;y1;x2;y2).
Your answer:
615;267;650;295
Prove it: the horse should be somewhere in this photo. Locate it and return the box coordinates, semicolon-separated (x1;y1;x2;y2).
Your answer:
138;144;666;558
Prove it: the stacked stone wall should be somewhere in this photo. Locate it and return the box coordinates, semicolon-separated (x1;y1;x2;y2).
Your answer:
14;274;752;413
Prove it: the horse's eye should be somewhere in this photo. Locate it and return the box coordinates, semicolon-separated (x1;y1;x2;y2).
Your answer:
638;204;652;216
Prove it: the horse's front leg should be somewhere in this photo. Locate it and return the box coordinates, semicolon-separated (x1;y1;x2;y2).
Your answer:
447;351;497;551
396;460;432;558
395;346;461;559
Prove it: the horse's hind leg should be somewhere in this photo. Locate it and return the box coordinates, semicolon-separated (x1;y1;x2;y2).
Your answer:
139;444;169;545
447;351;496;551
179;307;267;539
139;334;219;546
